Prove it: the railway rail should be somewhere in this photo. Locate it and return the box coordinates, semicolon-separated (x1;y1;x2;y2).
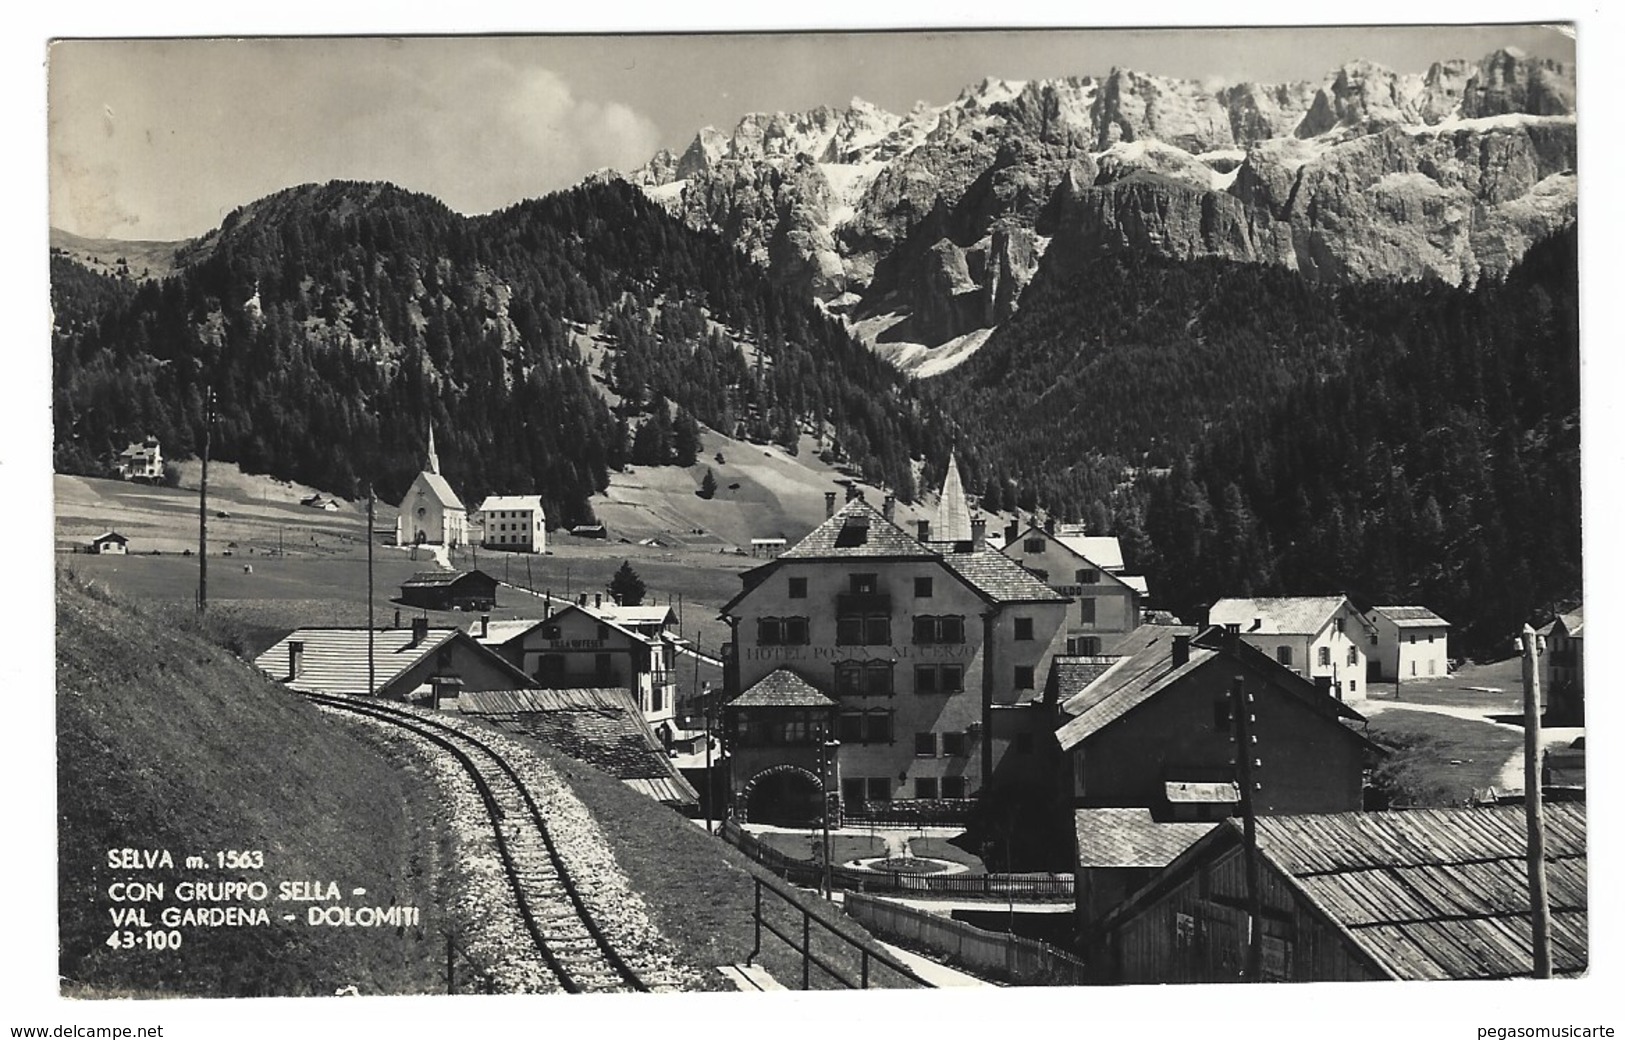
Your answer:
304;692;674;994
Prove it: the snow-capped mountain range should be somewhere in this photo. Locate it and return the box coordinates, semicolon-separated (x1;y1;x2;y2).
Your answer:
628;48;1576;376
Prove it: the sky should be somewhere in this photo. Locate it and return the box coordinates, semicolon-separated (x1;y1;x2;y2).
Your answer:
47;23;1576;241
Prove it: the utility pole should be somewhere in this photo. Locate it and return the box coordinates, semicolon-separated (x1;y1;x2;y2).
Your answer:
820;727;839;900
1521;624;1553;978
701;676;713;836
1232;673;1264;981
196;386;213;615
368;485;376;697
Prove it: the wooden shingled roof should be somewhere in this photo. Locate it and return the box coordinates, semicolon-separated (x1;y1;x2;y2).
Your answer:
1107;804;1588;981
1074;809;1219;869
459;688;699;808
939;549;1069;604
726;668;837;709
777;498;936;560
1256;804;1588;979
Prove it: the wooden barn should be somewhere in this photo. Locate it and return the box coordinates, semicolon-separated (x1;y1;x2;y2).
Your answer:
1088;803;1587;983
398;569;499;612
254;618;535;708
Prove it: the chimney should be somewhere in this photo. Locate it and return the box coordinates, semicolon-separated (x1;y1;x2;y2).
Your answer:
824;491;837;518
594;593;602;609
544;591;552;619
393;608;401;629
916;519;932;543
1005;519;1019;544
1044;516;1057;536
480;614;490;639
1172;634;1190;668
410;616;429;647
1223;622;1240;654
882;494;896;522
579;593;588;606
288;640;305;680
970;517;986;551
846;484;861;502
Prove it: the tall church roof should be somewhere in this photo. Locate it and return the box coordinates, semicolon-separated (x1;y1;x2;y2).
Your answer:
933;451;973;543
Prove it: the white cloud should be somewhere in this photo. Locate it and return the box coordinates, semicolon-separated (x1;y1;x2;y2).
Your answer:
47;41;662;238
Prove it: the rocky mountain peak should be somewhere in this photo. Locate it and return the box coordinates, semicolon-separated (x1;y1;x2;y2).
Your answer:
1462;47;1574;118
622;47;1576;376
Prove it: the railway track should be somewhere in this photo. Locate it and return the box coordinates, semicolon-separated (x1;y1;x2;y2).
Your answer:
304;692;668;994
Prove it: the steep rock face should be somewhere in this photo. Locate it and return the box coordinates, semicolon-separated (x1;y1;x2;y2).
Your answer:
1296;60;1426;138
1218;81;1319;144
1093;68;1237;152
1462;48;1575;117
625;47;1577;373
1419;59;1474;124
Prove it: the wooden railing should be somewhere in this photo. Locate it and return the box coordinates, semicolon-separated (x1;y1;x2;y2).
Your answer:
748;875;933;989
845;891;1090;987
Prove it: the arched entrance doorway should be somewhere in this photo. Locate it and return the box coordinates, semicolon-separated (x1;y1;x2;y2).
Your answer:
743;765;823;827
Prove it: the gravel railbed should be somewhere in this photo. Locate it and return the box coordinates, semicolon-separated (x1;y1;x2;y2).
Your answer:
317;699;706;993
320;707;562;993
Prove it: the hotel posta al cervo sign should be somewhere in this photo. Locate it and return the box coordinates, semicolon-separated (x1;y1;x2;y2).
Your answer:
743;643;976;662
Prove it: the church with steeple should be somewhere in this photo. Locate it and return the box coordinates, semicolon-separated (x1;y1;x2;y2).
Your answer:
394;424;469;548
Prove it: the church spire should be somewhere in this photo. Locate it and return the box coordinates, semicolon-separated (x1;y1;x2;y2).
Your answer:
426;422;440;475
933;449;973;543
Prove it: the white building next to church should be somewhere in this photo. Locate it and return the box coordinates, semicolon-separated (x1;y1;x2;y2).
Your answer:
477;495;547;553
395;425;468;547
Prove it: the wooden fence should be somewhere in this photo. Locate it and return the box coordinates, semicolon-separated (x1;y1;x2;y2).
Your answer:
844;892;1090;987
720;820;1075;899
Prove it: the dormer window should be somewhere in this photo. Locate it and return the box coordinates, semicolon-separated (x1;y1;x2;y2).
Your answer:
835;518;871;547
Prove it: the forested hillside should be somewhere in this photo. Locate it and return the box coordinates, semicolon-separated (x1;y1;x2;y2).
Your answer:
51;179;935;525
51;174;1579;656
931;229;1581;658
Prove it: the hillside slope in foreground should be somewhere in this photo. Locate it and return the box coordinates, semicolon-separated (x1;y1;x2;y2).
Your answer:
56;574;913;996
57;576;450;996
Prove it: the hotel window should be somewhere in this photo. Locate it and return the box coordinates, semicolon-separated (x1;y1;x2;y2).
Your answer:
914;732;937;757
1076;568;1099;584
914;777;939;800
1024;537;1046;554
850;573;879;595
842;778;867;805
1015;665;1035;690
914;663;964;694
836;660;893;697
838;710;893;745
913;615;966;645
1014;617;1034;641
1276;646;1292;666
941;776;968;799
914;664;938;694
1318;646;1331;667
758;617;810;646
837;613;891;645
866;777;893;802
915;576;933;598
788;577;807;599
942;732;969;757
1079;598;1097;624
1347;646;1358;666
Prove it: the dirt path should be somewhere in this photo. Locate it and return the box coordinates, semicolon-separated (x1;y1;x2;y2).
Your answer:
1361;698;1583;792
